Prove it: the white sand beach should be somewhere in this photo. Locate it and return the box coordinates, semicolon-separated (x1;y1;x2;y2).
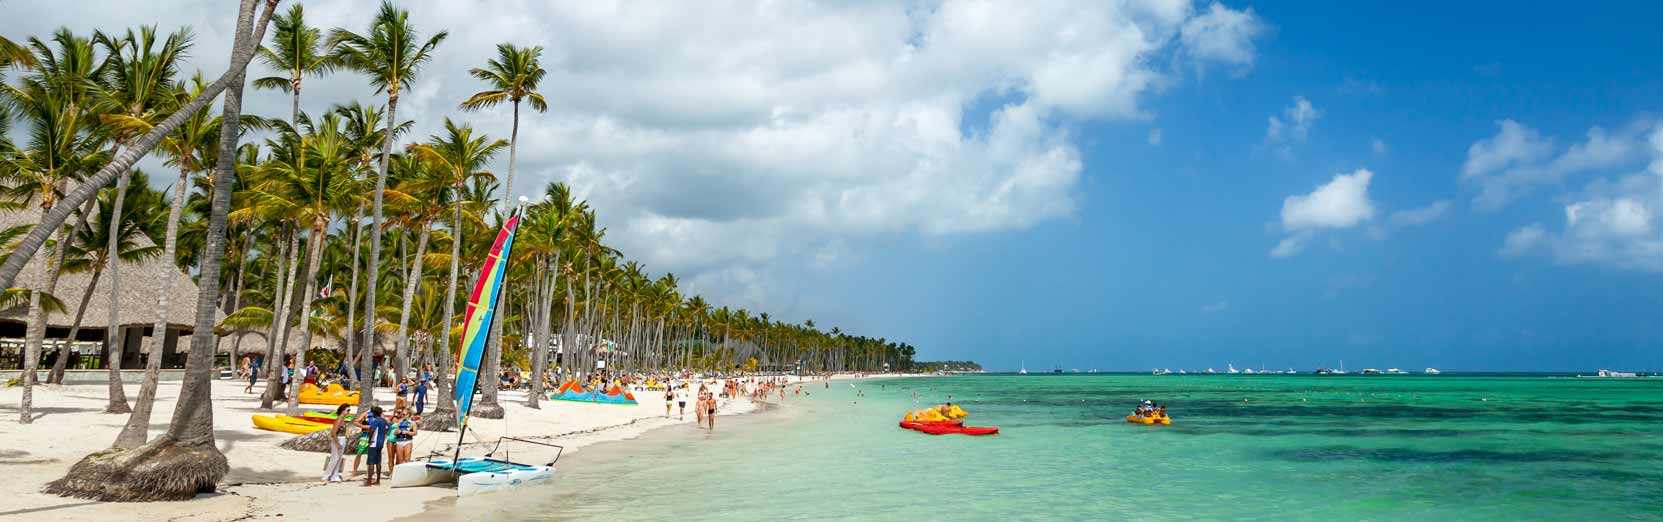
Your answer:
0;374;870;521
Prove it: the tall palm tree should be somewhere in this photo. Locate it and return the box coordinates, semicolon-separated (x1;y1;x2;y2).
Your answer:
55;173;164;389
409;118;503;423
43;0;275;501
330;0;447;408
5;29;112;423
59;27;191;408
111;73;222;449
254;3;335;127
249;113;361;415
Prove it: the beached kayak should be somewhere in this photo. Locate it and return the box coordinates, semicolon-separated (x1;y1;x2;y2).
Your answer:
297;410;355;425
252;414;332;434
899;420;999;436
1125;414;1172;425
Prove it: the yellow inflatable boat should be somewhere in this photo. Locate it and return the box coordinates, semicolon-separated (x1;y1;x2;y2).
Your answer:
1125;414;1172;425
298;383;360;406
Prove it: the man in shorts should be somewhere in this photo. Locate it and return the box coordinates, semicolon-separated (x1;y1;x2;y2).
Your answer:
357;406;389;486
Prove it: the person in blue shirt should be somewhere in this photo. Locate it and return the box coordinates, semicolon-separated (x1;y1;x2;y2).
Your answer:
356;406;389;486
336;359;352;390
415;365;430;415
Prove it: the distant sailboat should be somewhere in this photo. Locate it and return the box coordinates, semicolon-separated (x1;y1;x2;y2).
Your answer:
1424;368;1441;375
1227;363;1239;374
1019;360;1028;375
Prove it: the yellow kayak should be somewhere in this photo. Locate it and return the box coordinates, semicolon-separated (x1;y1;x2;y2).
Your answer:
252;414;331;434
1125;414;1172;425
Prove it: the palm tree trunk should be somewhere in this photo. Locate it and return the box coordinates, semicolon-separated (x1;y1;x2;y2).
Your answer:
260;229;300;409
66;168;134;391
359;88;398;411
55;266;104;381
283;220;325;415
392;224;430;389
42;0;270;500
21;205;74;423
112;168;190;449
344;203;362;375
527;252;557;408
421;196;463;432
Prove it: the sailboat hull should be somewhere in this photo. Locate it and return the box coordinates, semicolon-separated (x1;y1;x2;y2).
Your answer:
459;465;556;496
390;461;454;488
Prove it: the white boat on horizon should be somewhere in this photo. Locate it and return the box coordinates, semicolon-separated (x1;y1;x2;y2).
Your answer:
1386;368;1406;375
1227;364;1239;374
1019;360;1028;375
1205;368;1216;374
1424;368;1440;375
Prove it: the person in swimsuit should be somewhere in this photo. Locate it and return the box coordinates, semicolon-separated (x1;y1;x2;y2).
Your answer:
394;413;417;466
706;394;718;432
664;387;674;417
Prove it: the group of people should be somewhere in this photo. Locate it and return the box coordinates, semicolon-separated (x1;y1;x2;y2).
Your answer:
1131;400;1167;419
319;385;423;486
661;381;723;430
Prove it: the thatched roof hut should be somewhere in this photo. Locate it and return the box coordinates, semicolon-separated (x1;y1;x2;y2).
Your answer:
0;209;207;332
0;209;223;369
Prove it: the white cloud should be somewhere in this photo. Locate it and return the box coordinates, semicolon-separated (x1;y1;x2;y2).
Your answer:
1280;169;1375;230
1499;223;1546;257
1371;138;1387;155
1179;2;1263;71
1389;200;1451;227
1266;96;1319;143
1199;300;1230;313
0;0;1269;312
1500;125;1663;270
1270;169;1375;258
1462;120;1649;210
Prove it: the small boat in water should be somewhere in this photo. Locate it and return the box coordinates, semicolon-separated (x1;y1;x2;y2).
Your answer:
1152;368;1172;375
1386;368;1406;375
1424;368;1441;375
1018;360;1028;375
1361;368;1381;375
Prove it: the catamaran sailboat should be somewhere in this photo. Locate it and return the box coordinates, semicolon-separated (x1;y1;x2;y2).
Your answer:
391;211;559;496
1018;360;1028;375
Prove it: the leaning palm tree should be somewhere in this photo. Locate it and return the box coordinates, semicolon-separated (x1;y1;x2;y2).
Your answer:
55;174;165;393
254;3;336;126
329;0;447;408
43;0;275;501
110;74;223;449
0;1;279;294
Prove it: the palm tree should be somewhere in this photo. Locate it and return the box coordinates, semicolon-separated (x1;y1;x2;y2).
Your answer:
58;27;191;412
250;113;361;415
254;3;335;127
43;0;274;501
0;1;279;294
5;29;113;423
408;119;503;425
518;182;577;408
112;74;220;449
330;0;447;408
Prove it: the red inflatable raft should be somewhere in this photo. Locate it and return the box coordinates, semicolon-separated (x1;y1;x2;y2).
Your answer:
899;420;999;436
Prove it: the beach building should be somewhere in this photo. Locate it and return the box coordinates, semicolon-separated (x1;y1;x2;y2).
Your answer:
0;210;217;376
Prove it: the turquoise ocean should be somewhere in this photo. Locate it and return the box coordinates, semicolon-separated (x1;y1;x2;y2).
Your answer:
413;374;1663;521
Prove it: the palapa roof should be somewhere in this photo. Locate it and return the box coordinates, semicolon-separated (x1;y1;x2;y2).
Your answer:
0;209;214;331
219;327;395;356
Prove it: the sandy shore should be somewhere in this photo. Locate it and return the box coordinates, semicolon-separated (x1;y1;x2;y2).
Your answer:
0;374;912;521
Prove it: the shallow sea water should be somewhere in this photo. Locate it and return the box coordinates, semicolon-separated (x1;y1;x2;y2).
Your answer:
411;374;1663;521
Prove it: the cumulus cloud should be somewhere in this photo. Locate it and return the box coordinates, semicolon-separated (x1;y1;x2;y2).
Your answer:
1270;169;1375;257
1179;2;1263;71
1266;96;1318;143
1499;126;1663;270
1461;119;1650;210
0;1;1265;311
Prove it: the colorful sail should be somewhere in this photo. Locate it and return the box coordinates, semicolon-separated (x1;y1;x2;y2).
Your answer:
453;213;521;426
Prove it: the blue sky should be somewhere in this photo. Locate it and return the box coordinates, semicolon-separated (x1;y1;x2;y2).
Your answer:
8;1;1660;371
792;2;1663;372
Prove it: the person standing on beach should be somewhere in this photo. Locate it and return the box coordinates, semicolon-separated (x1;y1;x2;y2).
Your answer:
415;365;430;415
675;384;688;420
323;404;350;483
664;386;674;417
706;394;718;432
357;406;389;486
